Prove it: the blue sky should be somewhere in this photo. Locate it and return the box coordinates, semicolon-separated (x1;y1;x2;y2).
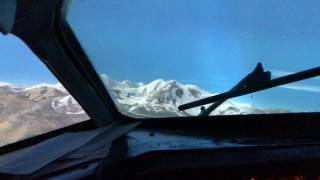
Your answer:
0;0;319;112
0;35;57;85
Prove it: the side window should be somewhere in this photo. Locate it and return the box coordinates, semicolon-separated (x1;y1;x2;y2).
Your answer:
0;35;89;147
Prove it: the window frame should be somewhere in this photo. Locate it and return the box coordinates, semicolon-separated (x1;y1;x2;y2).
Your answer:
60;0;320;120
0;0;114;152
0;0;320;155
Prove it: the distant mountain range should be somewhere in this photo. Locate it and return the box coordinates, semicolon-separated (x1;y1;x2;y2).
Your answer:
101;74;289;118
0;77;288;146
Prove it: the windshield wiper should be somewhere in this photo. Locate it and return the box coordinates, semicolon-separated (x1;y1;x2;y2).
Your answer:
179;63;320;114
198;63;271;117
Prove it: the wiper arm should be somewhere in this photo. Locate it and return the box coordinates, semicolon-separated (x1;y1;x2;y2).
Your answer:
179;63;320;112
199;63;271;116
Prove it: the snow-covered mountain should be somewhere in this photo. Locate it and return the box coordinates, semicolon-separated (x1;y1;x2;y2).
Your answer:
100;75;289;118
52;95;86;115
0;77;288;146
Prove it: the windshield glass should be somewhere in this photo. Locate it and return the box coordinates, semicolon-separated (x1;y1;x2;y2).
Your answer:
64;0;320;118
0;35;89;147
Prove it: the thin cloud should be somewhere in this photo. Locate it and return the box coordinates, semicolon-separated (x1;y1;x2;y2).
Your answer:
271;69;320;80
270;69;320;93
280;83;320;93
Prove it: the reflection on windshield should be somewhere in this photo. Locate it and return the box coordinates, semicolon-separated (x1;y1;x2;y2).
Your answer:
65;0;320;118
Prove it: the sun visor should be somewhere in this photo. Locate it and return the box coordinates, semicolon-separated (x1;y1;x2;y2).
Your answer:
0;0;17;34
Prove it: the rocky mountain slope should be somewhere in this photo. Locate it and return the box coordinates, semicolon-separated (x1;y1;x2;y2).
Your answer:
0;83;88;146
0;77;288;146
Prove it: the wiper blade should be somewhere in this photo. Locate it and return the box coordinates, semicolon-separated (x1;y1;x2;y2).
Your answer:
179;64;320;112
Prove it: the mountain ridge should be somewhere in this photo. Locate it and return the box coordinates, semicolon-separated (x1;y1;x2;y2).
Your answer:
100;75;289;117
0;76;289;146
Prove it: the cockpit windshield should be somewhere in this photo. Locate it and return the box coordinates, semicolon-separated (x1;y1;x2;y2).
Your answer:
64;0;320;118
